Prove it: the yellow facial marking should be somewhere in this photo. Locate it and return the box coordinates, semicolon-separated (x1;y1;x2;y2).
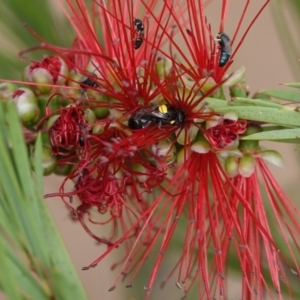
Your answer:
170;120;175;124
158;104;168;114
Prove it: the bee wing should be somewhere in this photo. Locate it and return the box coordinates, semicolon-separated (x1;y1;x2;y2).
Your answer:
223;43;232;55
132;105;168;119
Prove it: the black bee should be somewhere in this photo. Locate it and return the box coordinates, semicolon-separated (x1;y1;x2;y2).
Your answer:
79;73;100;90
128;104;185;129
133;18;145;50
217;32;232;67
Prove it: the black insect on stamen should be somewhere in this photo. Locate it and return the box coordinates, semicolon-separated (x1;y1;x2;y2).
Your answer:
133;18;145;50
128;104;185;130
216;32;232;67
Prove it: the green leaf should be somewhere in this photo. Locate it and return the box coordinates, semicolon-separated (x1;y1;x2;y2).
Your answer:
0;233;23;300
204;98;300;127
242;128;300;141
229;97;282;108
0;101;88;300
283;82;300;88
259;89;300;102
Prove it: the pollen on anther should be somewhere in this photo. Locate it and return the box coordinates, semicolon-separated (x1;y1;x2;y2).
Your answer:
125;284;133;288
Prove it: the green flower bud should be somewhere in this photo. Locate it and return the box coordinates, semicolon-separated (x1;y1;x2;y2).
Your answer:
191;140;211;154
224;156;239;178
92;106;110;119
239;126;261;151
150;139;176;165
238;153;255;177
24;56;68;94
176;125;198;145
229;80;249;98
260;150;284;168
12;88;40;126
84;108;96;125
223;66;246;87
92;123;105;134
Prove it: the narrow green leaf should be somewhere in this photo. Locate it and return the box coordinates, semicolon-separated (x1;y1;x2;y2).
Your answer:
0;101;88;300
0;229;22;300
230;97;282;108
205;99;300;127
242;128;300;141
33;134;44;196
283;82;300;88
1;239;49;300
259;89;300;102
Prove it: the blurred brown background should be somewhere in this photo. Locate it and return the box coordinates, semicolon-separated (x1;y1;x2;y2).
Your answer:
1;1;300;299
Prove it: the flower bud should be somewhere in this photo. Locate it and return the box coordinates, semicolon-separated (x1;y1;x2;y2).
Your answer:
260;150;284;168
223;66;246;87
176;125;198;145
191;140;211;154
92;123;105;134
84;108;96;125
224;156;239;178
238;153;255;177
239;126;261;151
92;106;110;119
229;80;249;98
150;139;176;165
24;56;68;94
12;88;40;126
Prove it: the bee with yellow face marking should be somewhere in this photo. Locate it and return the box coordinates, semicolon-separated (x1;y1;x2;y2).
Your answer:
128;104;185;129
133;18;145;50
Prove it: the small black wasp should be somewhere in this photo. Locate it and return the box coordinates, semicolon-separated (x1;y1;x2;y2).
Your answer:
79;73;100;90
128;104;185;129
133;18;145;50
216;32;232;67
